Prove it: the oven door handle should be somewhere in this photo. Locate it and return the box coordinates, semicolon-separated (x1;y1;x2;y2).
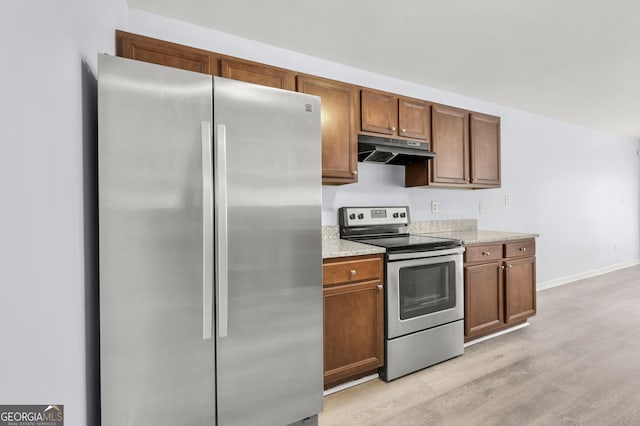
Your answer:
387;246;465;261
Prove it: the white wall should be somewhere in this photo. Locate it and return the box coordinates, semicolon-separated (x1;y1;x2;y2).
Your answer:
0;0;126;424
129;9;640;287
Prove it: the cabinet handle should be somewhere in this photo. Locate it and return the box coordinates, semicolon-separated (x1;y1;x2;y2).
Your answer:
390;126;396;131
216;124;229;339
520;247;527;252
500;265;505;270
401;128;407;133
349;269;357;277
483;251;491;256
201;121;213;340
507;264;512;269
377;284;383;290
353;170;358;175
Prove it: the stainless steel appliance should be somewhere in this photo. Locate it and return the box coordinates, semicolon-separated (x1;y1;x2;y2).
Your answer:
339;206;464;381
98;54;323;426
357;134;436;164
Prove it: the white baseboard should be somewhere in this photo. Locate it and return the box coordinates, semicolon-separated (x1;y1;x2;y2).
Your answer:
464;322;530;348
323;373;379;396
537;259;640;291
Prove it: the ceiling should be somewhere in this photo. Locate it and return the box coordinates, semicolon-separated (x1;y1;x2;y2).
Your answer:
129;0;640;140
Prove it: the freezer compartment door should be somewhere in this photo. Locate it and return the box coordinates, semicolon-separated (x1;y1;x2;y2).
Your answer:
98;54;215;426
214;77;323;426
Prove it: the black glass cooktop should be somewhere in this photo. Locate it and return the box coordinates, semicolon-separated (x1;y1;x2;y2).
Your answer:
347;234;461;252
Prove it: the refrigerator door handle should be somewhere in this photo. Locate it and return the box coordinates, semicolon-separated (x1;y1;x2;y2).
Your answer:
216;124;229;338
201;121;214;340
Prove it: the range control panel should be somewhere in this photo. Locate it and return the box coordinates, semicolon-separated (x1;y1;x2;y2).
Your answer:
340;206;410;227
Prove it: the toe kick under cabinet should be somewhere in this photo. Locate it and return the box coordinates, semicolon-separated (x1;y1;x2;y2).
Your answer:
464;239;536;342
322;254;384;389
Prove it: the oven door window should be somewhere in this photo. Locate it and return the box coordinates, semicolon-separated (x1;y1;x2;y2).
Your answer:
398;261;456;320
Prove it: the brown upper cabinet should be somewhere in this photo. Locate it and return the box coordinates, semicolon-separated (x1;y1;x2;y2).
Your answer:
220;58;296;91
116;30;220;75
115;31;357;185
430;104;470;185
405;105;500;189
470;112;501;187
398;98;431;140
360;89;430;141
297;75;359;184
115;30;501;189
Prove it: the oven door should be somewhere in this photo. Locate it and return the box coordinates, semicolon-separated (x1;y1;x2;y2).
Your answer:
386;247;464;339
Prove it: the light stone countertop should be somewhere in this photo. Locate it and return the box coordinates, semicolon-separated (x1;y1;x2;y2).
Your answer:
322;225;385;259
321;220;539;259
322;238;386;259
421;229;539;245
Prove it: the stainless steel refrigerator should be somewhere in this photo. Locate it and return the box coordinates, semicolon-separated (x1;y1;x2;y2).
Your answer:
97;54;323;426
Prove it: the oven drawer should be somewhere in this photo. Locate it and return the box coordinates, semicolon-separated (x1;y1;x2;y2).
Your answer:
464;243;503;263
323;255;383;286
504;239;536;258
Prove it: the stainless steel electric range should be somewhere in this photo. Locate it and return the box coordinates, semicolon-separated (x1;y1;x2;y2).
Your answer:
339;206;465;381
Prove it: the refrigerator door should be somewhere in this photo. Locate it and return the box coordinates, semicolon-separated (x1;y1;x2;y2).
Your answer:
213;77;323;426
98;55;215;425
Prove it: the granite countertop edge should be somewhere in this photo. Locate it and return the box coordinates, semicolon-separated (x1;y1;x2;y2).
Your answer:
423;229;540;245
322;227;539;259
322;239;386;259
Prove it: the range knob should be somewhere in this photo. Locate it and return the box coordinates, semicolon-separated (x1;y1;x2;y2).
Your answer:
357;213;364;219
393;213;399;218
400;212;406;218
349;213;356;220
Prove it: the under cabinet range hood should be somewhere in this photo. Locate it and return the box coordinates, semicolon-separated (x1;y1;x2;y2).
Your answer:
358;134;436;165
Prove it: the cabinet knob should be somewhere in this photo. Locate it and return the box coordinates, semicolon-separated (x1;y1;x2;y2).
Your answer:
507;264;512;269
500;265;505;270
401;128;407;133
377;284;383;290
390;126;396;131
483;251;491;256
353;170;358;176
520;247;527;252
349;269;357;277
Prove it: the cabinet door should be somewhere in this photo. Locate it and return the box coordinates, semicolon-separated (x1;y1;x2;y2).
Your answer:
431;104;470;185
220;58;295;90
505;256;536;323
323;280;384;388
297;75;358;184
470;112;501;187
464;261;504;339
361;90;397;135
116;30;218;75
398;98;430;140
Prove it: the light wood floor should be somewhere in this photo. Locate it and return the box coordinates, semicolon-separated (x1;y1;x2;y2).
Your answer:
320;265;640;425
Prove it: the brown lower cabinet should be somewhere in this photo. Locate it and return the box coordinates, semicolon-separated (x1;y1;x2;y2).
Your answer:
322;254;384;389
464;239;536;342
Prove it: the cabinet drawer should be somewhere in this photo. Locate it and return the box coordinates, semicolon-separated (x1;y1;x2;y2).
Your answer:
465;243;503;263
323;256;382;286
505;239;536;258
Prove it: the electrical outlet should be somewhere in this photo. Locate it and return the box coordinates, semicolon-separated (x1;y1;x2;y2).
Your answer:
431;201;439;214
505;195;511;206
479;202;487;213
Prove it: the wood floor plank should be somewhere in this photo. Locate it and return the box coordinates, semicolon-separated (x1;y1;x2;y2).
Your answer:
320;265;640;425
